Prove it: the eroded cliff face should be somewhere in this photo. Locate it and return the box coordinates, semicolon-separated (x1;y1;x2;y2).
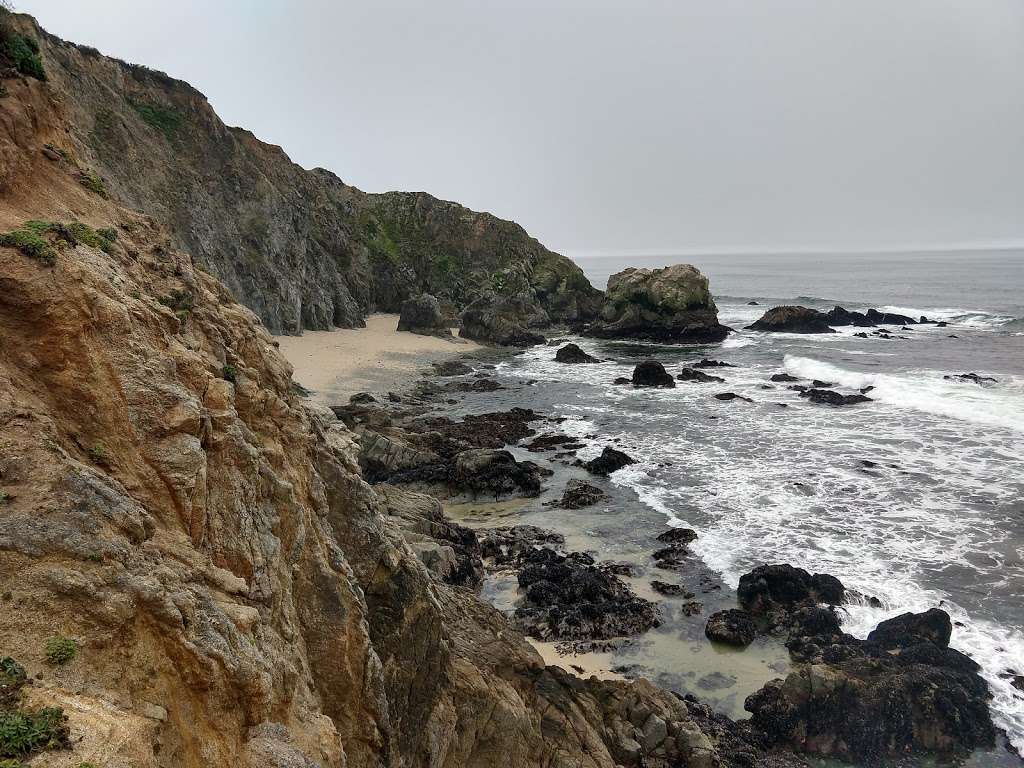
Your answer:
3;15;600;334
0;16;792;768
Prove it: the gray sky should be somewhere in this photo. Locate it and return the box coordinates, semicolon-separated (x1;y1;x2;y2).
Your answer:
17;0;1024;256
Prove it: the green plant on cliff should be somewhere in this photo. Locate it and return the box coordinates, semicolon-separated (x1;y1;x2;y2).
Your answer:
0;26;46;81
130;99;182;140
78;169;108;198
0;759;27;768
0;228;55;266
44;636;76;666
0;707;69;757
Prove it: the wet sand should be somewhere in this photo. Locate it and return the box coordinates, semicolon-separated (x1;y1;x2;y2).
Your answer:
276;314;478;403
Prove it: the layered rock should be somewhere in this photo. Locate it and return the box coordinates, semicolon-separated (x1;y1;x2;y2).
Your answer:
459;292;548;346
584;265;729;343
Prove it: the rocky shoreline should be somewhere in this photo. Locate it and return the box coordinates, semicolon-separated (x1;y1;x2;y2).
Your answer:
326;342;1008;766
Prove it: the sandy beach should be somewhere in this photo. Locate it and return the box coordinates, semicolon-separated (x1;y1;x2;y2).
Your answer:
276;313;479;404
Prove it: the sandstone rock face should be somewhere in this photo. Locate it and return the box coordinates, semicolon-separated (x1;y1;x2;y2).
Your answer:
7;16;601;334
396;293;451;336
746;306;836;333
585;265;729;343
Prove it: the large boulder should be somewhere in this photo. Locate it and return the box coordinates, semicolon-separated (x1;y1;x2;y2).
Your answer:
451;449;543;499
396;293;452;336
705;609;757;647
632;360;676;388
737;564;845;615
746;608;995;762
746;306;836;334
584;265;729;343
554;343;600;363
459;292;548;346
583;447;637;476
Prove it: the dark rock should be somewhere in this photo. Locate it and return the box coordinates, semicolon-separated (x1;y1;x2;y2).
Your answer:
656;528;698;545
524;434;585;453
479;525;565;565
810;380;833;388
693;359;736;368
788;606;842;638
583;264;729;343
349;392;377;404
799;389;872;406
825;306;875;327
747;300;759;305
678;368;724;383
583;447;637;476
632;360;676;388
652;545;690;569
770;373;799;382
396;293;452;336
432;360;473;376
556;479;607;509
865;307;916;325
705;609;757;647
867;607;952;649
746;306;836;334
944;372;997;385
714;392;752;402
612;377;631;385
554;343;600;364
515;548;661;641
448;449;543;498
650;581;693;597
459;293;548;347
853;331;869;338
737;564;845;615
446;377;504;392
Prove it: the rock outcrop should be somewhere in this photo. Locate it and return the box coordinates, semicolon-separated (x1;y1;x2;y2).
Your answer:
746;306;836;333
554;342;600;363
632;360;676;388
396;293;452;336
584;265;729;343
459;292;548;346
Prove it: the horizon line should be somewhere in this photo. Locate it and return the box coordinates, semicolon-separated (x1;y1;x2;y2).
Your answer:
563;241;1024;260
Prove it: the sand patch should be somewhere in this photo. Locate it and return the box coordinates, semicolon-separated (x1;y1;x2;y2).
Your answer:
276;313;478;404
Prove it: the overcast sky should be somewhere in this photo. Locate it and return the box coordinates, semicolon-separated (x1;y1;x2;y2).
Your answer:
17;0;1024;256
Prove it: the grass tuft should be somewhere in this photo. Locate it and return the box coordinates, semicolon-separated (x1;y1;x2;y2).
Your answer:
44;636;76;666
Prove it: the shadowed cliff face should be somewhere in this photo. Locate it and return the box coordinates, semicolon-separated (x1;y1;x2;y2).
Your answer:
6;17;600;334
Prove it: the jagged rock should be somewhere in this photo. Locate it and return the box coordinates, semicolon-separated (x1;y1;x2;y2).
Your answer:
866;607;953;649
737;564;845;616
396;293;452;336
944;372;997;385
650;581;693;597
479;525;565;565
612;376;632;385
746;608;994;762
451;449;544;499
656;528;698;545
515;548;661;641
714;392;752;402
746;306;836;334
459;293;548;346
584;265;729;343
705;609;757;647
632;360;676;388
693;359;735;368
556;479;607;509
678;368;724;383
799;389;872;406
866;307;916;325
583;447;637;476
825;306;875;327
524;433;585;453
554;343;600;363
769;373;799;382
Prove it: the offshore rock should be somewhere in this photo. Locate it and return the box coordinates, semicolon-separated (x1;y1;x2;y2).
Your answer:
584;265;729;343
746;306;836;334
555;342;600;363
632;360;676;388
583;447;638;476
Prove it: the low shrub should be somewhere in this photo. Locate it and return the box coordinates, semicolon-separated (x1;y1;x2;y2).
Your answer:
0;707;69;757
78;169;108;198
130;99;182;140
86;444;109;467
0;28;45;81
0;228;55;266
222;364;237;383
44;636;76;666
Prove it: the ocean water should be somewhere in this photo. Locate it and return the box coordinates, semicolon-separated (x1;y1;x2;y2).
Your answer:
495;249;1024;759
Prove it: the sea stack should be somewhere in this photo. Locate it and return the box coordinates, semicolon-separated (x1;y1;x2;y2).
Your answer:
583;264;729;343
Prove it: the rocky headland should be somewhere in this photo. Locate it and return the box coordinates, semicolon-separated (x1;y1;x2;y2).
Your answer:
0;10;1009;768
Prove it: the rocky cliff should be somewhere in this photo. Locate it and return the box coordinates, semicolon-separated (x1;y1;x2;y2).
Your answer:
2;14;600;334
0;12;794;768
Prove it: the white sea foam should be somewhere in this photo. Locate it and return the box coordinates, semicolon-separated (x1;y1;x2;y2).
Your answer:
784;355;1024;433
876;305;1016;329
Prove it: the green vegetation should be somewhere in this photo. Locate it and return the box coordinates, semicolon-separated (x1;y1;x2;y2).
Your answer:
66;221;115;253
86;443;109;467
0;759;27;768
221;364;237;383
158;288;194;320
0;659;25;707
0;27;45;81
43;143;68;160
0;492;9;504
78;169;108;198
44;636;76;666
130;99;182;140
97;226;117;242
0;228;55;266
0;707;69;757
